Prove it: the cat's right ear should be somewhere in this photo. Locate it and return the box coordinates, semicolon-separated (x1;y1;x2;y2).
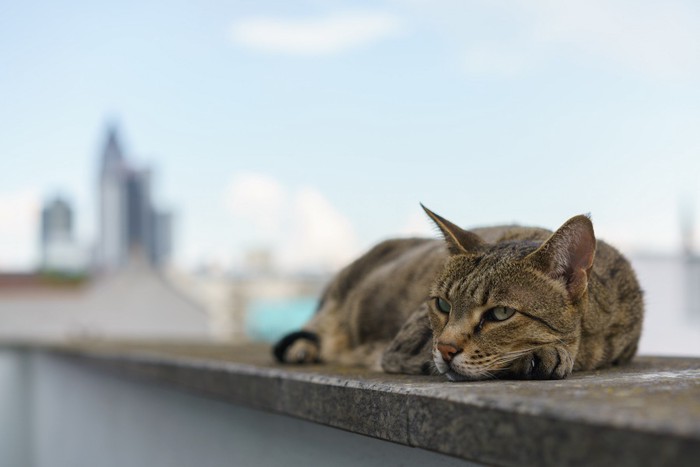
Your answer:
421;204;484;255
525;214;596;301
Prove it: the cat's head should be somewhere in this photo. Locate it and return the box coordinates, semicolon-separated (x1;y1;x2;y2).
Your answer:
422;205;595;381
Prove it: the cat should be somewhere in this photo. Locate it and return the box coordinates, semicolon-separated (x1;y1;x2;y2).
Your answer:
273;205;644;381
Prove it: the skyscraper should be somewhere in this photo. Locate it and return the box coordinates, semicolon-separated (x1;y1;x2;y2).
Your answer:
99;127;127;269
41;197;72;248
40;196;87;273
97;125;172;270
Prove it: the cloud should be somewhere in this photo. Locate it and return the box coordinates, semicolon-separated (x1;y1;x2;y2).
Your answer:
226;172;286;233
280;187;359;271
230;11;403;56
406;0;700;79
225;172;359;272
0;189;40;271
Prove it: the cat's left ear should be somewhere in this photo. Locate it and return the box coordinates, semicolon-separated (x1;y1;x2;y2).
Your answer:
421;204;484;255
526;214;596;301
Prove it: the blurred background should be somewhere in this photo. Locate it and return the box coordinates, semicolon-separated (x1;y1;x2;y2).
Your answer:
1;0;699;355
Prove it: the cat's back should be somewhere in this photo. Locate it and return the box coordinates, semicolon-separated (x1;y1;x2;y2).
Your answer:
325;237;446;305
577;238;643;367
328;225;553;302
317;237;448;344
470;224;553;244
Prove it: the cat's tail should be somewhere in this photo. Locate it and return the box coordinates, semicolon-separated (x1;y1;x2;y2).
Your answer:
273;285;329;364
273;330;320;364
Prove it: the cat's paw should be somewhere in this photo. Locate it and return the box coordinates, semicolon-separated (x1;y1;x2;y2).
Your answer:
509;346;573;380
272;331;320;364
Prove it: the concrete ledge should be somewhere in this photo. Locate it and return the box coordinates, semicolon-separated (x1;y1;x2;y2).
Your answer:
23;342;700;466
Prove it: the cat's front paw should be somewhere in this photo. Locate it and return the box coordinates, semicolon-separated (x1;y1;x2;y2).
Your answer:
509;346;573;380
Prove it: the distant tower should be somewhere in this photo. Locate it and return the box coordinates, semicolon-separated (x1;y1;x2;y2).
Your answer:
40;197;87;273
125;167;153;254
97;124;173;270
41;197;73;266
150;210;172;266
99;126;128;270
41;197;72;245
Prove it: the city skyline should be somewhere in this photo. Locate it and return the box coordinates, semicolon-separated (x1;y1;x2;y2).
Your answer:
1;1;699;271
16;124;174;274
5;119;699;274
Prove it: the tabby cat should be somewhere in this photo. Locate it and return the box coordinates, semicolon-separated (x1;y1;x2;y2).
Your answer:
273;205;644;381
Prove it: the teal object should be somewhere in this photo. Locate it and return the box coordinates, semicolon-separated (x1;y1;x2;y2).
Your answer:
245;297;318;342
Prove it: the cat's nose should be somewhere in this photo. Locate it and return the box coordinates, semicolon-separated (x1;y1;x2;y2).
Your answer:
437;343;460;362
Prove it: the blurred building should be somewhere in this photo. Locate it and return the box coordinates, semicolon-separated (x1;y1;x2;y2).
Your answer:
98;126;172;270
40;197;87;273
243;248;275;276
0;256;209;341
167;267;327;342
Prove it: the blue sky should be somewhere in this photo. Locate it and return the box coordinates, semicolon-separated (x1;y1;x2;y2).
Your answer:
1;0;700;271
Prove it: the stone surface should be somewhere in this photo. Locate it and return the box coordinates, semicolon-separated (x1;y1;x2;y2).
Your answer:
24;341;700;467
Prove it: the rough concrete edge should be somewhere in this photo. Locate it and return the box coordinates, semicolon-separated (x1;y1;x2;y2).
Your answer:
39;346;700;467
49;345;420;392
406;394;700;467
51;346;700;435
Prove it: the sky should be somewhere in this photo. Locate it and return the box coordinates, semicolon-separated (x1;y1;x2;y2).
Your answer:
1;0;700;272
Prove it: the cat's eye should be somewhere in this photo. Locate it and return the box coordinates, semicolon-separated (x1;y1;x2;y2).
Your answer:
486;306;516;321
435;297;452;314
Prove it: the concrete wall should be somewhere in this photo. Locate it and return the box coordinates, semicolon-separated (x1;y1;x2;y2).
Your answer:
0;349;474;467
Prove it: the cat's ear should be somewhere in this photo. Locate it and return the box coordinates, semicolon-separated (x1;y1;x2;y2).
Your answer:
421;204;484;255
526;214;596;301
